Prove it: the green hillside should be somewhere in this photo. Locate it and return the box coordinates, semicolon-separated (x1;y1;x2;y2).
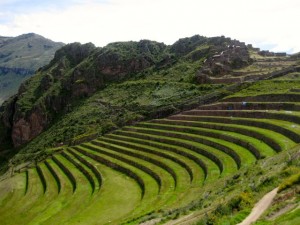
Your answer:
0;35;299;225
0;33;64;104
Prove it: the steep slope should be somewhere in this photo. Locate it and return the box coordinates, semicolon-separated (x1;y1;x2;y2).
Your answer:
0;33;64;104
0;66;299;225
0;34;300;225
1;35;298;167
0;35;228;151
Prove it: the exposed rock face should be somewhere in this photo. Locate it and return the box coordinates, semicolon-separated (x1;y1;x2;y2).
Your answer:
1;40;168;147
12;114;44;146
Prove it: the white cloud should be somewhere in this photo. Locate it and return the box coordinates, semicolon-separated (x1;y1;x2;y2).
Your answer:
1;0;300;53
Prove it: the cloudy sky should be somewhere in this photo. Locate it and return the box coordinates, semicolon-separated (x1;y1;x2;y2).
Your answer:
1;0;300;53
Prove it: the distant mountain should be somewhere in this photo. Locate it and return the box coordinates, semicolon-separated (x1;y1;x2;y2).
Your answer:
0;33;64;104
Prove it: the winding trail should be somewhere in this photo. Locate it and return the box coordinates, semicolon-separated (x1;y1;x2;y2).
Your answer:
237;187;278;225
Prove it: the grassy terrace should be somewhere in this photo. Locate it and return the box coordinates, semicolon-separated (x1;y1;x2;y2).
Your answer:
147;120;276;156
1;76;300;224
162;117;295;151
198;102;300;111
111;130;224;180
169;115;300;143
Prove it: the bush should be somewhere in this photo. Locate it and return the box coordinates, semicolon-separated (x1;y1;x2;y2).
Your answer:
278;172;300;192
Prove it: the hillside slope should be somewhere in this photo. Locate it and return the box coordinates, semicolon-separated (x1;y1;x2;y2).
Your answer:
0;35;300;224
0;35;243;151
0;62;299;224
0;33;64;104
1;35;299;169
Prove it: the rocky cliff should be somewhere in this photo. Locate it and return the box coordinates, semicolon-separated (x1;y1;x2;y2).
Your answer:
0;40;168;147
0;35;252;150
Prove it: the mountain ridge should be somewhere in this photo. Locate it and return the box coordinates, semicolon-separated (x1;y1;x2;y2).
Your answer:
0;33;64;104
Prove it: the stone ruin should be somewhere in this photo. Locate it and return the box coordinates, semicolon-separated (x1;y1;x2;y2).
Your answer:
196;39;252;84
258;50;287;57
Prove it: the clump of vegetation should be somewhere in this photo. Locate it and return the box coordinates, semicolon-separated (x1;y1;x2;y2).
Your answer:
278;172;300;192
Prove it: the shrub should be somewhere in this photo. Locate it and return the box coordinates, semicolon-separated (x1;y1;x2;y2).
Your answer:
278;172;300;192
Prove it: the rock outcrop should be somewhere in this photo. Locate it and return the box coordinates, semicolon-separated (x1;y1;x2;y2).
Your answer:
0;40;167;147
11;108;47;146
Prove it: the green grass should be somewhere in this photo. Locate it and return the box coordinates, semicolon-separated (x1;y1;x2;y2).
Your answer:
64;150;142;225
226;80;300;97
106;133;207;185
170;115;300;143
158;119;294;154
173;116;296;151
114;129;223;180
275;71;300;80
14;80;224;159
113;129;239;178
253;182;300;225
141;121;277;157
99;136;194;183
1;108;300;224
0;169;44;225
124;126;256;168
93;138;198;207
253;208;300;225
2;36;300;225
83;142;177;195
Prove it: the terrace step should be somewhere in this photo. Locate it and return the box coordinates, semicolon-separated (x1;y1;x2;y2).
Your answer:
74;146;151;198
67;148;103;190
90;139;179;189
198;102;300;111
69;149;152;221
36;165;47;194
25;170;29;195
0;172;43;224
28;168;45;197
38;163;60;196
122;126;257;168
222;93;300;102
151;119;279;156
60;151;96;194
168;115;300;143
52;156;77;193
113;129;239;178
104;134;207;185
99;136;194;183
45;158;74;194
181;110;300;126
138;122;266;158
44;160;61;194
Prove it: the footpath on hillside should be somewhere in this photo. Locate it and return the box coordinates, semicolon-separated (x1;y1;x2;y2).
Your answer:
237;187;278;225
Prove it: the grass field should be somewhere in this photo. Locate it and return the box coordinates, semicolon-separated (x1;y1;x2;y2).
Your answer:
0;55;300;224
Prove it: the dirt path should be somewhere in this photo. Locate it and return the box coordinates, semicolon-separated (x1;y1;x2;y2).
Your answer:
237;187;278;225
